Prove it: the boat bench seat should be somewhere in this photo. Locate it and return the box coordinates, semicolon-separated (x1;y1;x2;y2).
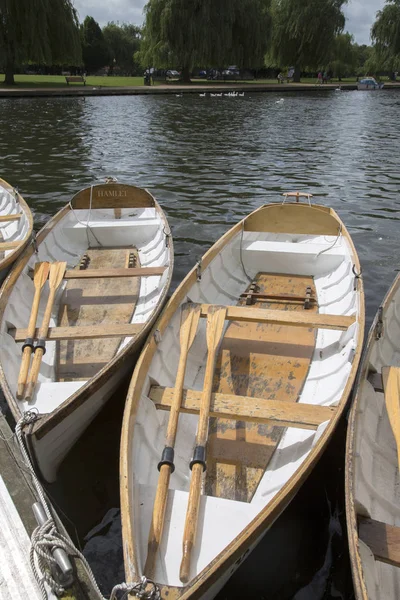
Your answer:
237;240;346;276
199;304;355;330
10;323;142;342
65;218;161;245
358;516;400;568
149;386;336;430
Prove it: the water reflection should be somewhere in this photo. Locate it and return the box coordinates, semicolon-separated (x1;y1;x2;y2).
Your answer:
1;89;400;598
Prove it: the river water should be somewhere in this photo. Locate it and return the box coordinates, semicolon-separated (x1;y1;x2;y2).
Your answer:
1;89;399;598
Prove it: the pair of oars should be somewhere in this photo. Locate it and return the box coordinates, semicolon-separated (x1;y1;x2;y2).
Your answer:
17;261;67;400
144;303;226;584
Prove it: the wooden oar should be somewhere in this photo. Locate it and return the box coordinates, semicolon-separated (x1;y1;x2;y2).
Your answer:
25;261;67;400
144;302;201;579
16;262;50;399
382;366;400;468
179;305;227;584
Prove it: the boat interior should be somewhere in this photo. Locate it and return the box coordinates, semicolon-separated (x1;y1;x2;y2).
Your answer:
351;277;400;600
0;203;171;413
130;204;362;587
0;183;31;261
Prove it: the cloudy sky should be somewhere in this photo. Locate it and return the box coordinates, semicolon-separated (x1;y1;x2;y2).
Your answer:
73;0;386;46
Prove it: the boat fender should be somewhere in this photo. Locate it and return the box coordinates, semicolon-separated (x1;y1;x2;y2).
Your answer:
32;502;74;588
190;445;206;471
34;337;47;355
158;446;175;472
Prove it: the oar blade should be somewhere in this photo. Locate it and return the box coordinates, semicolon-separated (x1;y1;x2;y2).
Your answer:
180;303;201;350
383;366;400;466
33;261;50;290
49;261;67;290
206;305;227;352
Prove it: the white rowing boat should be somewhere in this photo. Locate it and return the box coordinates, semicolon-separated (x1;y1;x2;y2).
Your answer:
346;273;400;599
0;181;173;483
0;178;33;283
120;193;364;599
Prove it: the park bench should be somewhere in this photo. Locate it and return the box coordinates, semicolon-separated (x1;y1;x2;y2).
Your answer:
65;75;86;85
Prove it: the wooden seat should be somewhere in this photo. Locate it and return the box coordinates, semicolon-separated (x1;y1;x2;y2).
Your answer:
358;516;400;567
199;304;355;330
64;266;166;279
9;323;142;342
149;386;336;430
0;214;22;222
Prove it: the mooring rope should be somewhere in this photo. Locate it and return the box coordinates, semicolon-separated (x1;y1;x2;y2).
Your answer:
15;411;160;600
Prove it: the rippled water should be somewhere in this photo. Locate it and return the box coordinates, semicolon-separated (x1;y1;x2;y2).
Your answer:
1;90;400;598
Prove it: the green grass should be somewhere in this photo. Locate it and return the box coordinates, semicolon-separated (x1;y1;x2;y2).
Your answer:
2;73;392;89
0;74;145;88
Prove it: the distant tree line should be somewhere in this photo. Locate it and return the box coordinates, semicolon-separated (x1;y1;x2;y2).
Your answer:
1;0;399;85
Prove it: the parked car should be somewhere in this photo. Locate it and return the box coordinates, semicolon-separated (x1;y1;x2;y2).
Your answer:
166;70;180;78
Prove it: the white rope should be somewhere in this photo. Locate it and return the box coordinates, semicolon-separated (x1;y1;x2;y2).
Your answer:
15;412;160;600
69;184;103;248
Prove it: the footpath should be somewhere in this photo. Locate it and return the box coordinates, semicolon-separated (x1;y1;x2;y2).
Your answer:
2;81;400;98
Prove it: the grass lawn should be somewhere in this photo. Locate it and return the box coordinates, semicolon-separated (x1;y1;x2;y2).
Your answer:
0;73;373;89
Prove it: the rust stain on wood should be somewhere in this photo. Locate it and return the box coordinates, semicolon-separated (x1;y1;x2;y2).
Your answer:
206;273;317;502
56;247;140;381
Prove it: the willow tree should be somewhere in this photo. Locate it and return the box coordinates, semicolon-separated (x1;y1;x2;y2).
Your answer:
329;33;357;80
270;0;347;81
371;0;400;72
0;0;81;85
140;0;271;82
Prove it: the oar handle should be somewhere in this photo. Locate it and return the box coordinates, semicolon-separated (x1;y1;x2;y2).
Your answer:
24;347;45;400
180;463;203;583
144;464;171;578
17;346;34;399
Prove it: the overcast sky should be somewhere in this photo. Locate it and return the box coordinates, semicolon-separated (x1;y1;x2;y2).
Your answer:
73;0;386;46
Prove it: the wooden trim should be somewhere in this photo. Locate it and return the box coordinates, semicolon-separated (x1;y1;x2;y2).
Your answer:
0;213;23;222
200;304;355;330
120;201;365;599
71;183;156;209
10;323;142;342
0;241;21;250
0;178;34;274
149;386;336;430
239;292;317;303
64;266;166;279
358;517;400;568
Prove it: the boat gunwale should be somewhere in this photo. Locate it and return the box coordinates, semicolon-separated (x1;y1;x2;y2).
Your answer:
0;178;34;274
345;272;400;600
0;184;174;440
120;201;365;599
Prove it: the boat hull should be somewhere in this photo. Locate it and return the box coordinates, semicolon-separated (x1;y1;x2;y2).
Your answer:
121;200;364;598
0;178;33;283
0;182;173;482
346;274;400;600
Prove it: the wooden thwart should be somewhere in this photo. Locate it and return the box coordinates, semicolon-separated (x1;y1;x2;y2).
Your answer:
64;266;166;279
10;323;142;342
358;516;400;568
0;213;23;222
199;304;355;330
149;386;336;430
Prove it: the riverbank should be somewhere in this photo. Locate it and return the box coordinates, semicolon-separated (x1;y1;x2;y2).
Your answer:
2;80;400;98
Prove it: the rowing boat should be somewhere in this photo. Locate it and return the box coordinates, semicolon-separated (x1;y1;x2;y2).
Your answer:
0;181;173;483
120;193;364;599
0;178;33;283
346;273;400;600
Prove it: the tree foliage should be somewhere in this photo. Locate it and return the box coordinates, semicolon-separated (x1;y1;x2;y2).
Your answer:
103;22;142;75
328;33;357;79
371;0;400;71
0;0;81;84
139;0;271;81
81;16;109;73
270;0;347;80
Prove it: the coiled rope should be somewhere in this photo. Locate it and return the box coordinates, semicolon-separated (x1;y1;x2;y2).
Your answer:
15;411;160;600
